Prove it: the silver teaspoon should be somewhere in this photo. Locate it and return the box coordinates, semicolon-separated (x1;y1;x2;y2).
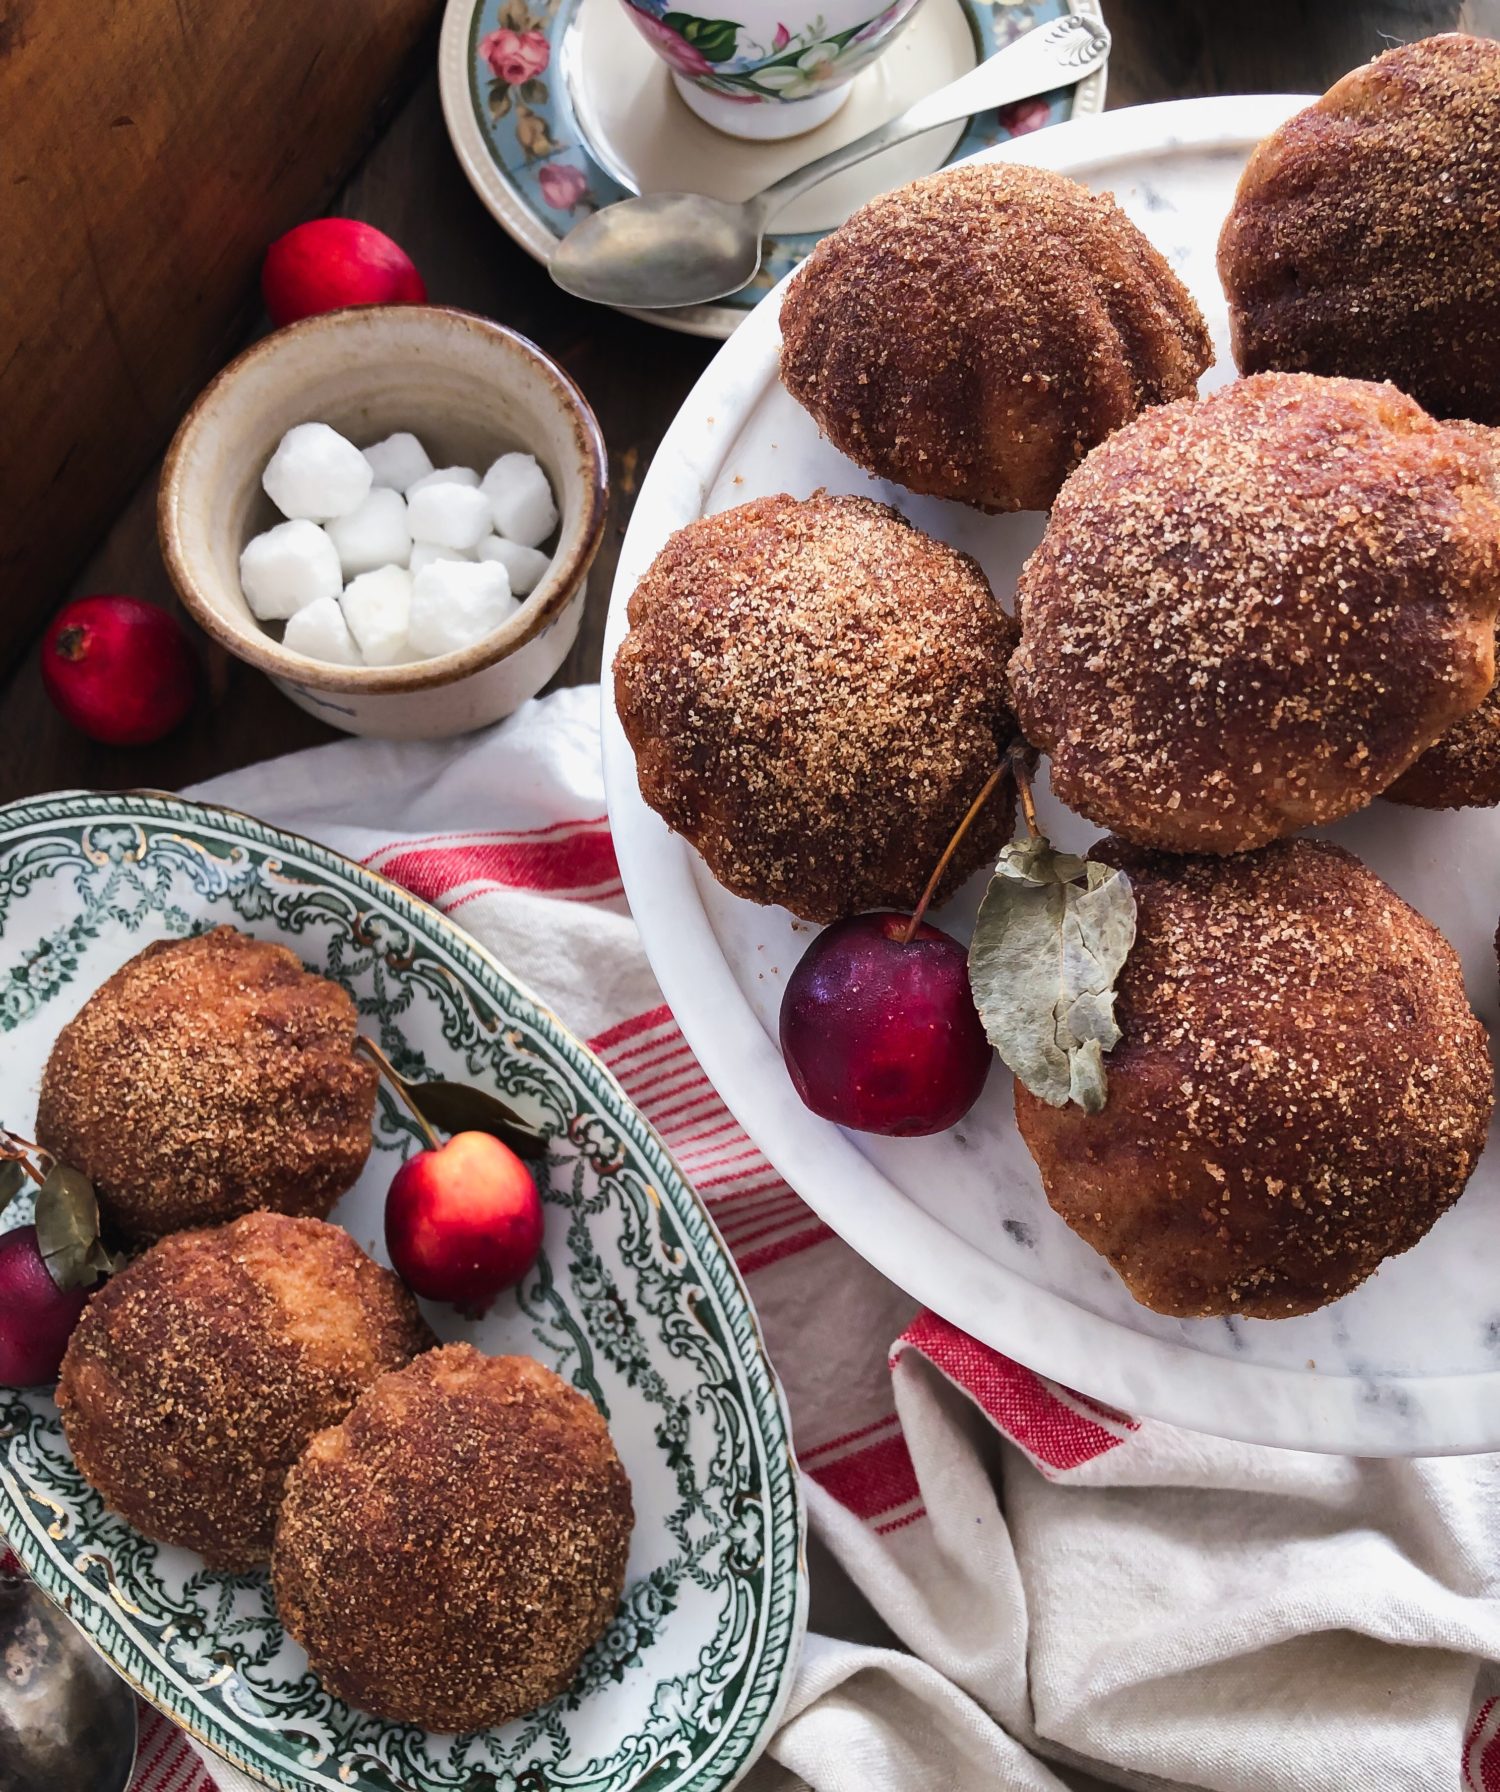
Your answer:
549;10;1110;309
0;1561;139;1792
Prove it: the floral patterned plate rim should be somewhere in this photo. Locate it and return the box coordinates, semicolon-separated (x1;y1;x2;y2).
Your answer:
0;790;806;1792
438;0;1106;337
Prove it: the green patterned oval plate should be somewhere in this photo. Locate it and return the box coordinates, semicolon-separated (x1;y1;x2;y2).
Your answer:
0;791;805;1792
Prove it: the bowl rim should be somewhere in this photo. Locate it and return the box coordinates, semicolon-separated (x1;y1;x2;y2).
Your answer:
157;304;609;695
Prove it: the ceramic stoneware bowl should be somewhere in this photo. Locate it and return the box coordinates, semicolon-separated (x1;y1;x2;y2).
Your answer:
617;0;927;137
159;305;607;741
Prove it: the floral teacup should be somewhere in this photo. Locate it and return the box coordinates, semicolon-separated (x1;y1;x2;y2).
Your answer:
620;0;928;138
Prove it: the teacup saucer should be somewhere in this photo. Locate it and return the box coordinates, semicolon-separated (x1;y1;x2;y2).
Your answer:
440;0;1107;337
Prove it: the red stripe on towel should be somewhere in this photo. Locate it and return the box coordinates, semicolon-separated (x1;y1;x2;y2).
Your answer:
897;1310;1129;1473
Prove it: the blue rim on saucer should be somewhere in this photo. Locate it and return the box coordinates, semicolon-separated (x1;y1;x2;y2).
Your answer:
439;0;1107;337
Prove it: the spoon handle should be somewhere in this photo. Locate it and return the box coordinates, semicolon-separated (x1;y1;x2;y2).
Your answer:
755;11;1110;223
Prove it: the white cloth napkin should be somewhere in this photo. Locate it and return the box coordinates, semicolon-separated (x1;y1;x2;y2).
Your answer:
167;685;1500;1792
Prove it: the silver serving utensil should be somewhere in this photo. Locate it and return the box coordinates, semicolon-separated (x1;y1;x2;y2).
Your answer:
0;1560;138;1792
550;10;1110;309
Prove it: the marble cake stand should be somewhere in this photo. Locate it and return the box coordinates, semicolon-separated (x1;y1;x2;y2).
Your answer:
601;96;1500;1456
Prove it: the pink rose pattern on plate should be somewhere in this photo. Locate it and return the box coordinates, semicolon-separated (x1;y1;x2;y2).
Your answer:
481;25;551;83
538;162;591;210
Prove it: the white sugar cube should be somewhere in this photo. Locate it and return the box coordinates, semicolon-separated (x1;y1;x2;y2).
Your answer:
262;422;372;521
481;453;558;548
408;466;480;493
283;594;363;666
408;560;517;659
239;519;342;620
476;535;550;597
408;542;474;573
408;481;492;551
341;564;413;666
363;431;433;493
325;487;412;579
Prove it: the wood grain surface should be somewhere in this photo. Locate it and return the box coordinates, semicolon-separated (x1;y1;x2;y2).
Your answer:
0;0;1490;803
0;0;439;662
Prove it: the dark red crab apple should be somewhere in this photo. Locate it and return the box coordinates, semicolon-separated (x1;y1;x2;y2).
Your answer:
0;1226;89;1387
780;912;992;1136
385;1131;543;1316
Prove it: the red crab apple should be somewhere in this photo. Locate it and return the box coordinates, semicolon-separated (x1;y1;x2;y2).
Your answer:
41;595;196;747
780;913;992;1136
385;1131;543;1315
0;1226;89;1387
262;219;427;328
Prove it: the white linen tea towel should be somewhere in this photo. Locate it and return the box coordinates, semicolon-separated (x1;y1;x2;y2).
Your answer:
114;684;1500;1792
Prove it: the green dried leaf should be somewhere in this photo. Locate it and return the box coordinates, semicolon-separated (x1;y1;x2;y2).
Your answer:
34;1165;120;1291
0;1159;25;1222
968;837;1137;1113
403;1079;550;1162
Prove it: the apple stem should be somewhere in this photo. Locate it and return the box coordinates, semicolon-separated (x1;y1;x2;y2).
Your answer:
356;1036;442;1151
1010;745;1042;841
0;1132;47;1186
901;760;1013;945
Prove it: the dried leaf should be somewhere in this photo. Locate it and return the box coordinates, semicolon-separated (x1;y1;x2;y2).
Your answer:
0;1159;25;1222
513;103;558;160
968;837;1137;1113
34;1165;122;1290
403;1079;550;1162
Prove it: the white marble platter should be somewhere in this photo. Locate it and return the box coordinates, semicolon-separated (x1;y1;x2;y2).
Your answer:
599;95;1500;1458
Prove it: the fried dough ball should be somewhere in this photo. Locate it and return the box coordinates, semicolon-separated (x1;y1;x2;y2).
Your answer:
1015;839;1493;1319
37;927;378;1243
55;1214;434;1568
1385;423;1500;808
272;1344;633;1731
613;490;1019;923
779;162;1211;512
1219;34;1500;423
1009;373;1500;852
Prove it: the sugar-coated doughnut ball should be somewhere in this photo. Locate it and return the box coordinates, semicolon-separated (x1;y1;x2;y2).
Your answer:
56;1215;434;1568
614;491;1019;923
779;163;1212;512
272;1344;633;1730
1385;423;1500;808
1010;373;1500;852
1016;839;1494;1319
1219;34;1500;424
36;927;378;1242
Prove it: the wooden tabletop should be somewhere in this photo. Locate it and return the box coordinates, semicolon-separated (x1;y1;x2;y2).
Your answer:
2;0;1487;805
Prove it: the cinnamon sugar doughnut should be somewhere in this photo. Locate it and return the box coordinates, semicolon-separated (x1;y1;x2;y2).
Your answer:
1219;33;1500;422
56;1214;434;1568
780;162;1211;512
1016;839;1493;1319
273;1345;632;1730
37;927;377;1243
1009;373;1500;852
1385;422;1500;808
614;491;1019;922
